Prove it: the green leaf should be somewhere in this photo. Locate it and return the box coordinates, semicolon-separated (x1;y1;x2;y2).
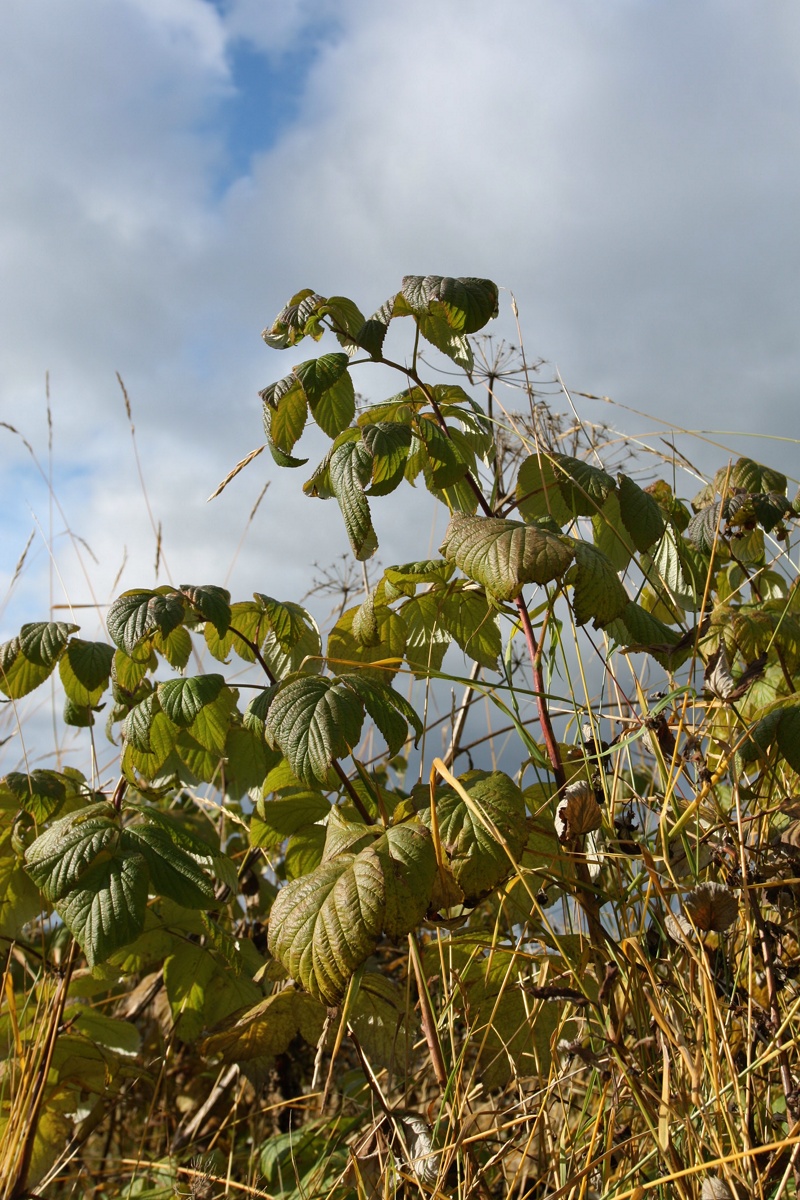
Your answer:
222;724;279;797
383;558;454;602
0;621;78;699
439;587;501;670
107;590;185;654
349;292;401;358
123;703;178;774
179;584;231;637
515;454;573;526
416;309;473;370
251;789;330;850
123;692;160;752
40;848;147;968
111;646;153;692
0;852;43;938
422;771;527;904
323;295;367;347
569;540;629;628
440;513;574;601
205;599;266;664
1;770;72;823
254;595;312;652
591;491;633;572
163;936;261;1043
265;436;309;468
61;698;93;728
719;456;787;496
605;601;687;668
362;421;413;496
741;699;800;773
25;803;120;902
58;639;114;707
151;624;192;670
685;501;725;554
552;455;616;517
285;825;327;878
322;806;377;860
416;416;469;488
261;609;322;680
348;972;418;1069
157;674;225;727
340;673;423;755
293;352;350;404
401;592;452;675
262;289;326;349
329;439;378;561
327;604;406;680
122;821;216;909
352;591;379;646
777;706;800;773
400;275;499;333
268;821;435;1003
311;368;355;438
265;675;365;784
642;527;695;611
262;374;308;455
617;474;665;552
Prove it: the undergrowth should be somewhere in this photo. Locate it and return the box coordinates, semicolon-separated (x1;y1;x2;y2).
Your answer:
1;275;800;1200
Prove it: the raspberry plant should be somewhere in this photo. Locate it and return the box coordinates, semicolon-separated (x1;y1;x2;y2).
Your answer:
2;275;800;1199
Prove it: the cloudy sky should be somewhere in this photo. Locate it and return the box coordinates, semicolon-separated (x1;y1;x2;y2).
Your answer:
2;0;799;661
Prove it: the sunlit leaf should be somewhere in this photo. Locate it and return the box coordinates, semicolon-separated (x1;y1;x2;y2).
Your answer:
569;540;628;628
440;513;573;602
265;675;365;784
107;590;185;655
268;821;435;1003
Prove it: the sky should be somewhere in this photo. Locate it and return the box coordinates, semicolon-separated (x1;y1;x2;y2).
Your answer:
1;0;799;752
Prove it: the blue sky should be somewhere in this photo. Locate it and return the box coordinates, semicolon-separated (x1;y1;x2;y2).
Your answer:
217;31;325;182
1;0;799;762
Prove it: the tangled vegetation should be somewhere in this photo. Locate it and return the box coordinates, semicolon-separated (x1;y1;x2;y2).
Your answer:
2;275;800;1199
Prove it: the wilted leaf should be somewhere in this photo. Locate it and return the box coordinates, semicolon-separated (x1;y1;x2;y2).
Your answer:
554;781;603;843
683;881;738;932
200;990;326;1062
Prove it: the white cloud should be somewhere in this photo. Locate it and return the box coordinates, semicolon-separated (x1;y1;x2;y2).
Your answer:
2;0;799;669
